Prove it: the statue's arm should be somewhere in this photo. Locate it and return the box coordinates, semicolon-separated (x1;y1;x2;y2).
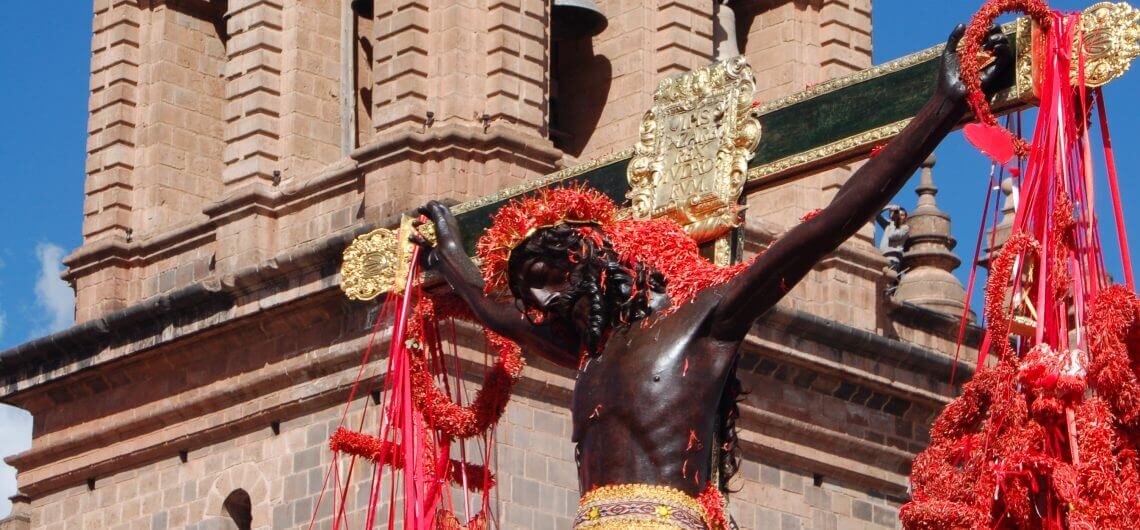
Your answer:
414;202;582;368
709;24;1011;341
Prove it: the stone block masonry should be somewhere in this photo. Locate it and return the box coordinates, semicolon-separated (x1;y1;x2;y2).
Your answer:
3;2;984;529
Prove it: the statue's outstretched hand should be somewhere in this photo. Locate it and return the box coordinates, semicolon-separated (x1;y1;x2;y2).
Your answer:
938;24;1014;103
411;200;462;269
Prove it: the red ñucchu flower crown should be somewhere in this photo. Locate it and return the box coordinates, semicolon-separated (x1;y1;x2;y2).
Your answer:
476;185;754;309
475;186;618;294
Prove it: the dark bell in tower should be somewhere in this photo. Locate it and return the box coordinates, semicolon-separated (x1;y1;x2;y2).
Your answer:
551;0;608;41
351;0;373;18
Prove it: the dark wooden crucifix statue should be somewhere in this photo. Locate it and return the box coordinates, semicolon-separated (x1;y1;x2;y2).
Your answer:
410;24;1013;530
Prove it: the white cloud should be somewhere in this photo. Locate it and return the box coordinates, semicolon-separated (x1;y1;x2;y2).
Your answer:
32;243;74;337
0;405;32;518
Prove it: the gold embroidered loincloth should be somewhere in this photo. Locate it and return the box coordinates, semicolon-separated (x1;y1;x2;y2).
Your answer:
574;484;714;530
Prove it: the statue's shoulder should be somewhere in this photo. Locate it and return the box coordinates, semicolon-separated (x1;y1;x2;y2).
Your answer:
650;283;729;326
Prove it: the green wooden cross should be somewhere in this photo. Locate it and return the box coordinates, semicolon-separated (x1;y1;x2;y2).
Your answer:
341;3;1140;297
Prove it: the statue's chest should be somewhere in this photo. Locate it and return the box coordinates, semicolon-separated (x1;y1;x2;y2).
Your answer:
570;292;734;425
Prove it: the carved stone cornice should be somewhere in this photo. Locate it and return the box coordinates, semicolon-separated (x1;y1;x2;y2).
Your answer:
62;160;366;285
350;123;564;170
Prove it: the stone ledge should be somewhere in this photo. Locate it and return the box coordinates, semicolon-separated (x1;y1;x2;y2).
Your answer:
63;158;365;284
0;514;30;530
7;289;364;472
203;159;361;221
1;224;370;396
351;122;563;170
739;407;913;499
0;281;234;394
889;300;984;347
743;333;953;410
63;123;562;320
760;303;976;383
6;332;927;501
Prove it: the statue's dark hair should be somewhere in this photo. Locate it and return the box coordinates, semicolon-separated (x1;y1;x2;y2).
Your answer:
507;224;665;352
507;223;744;490
717;363;745;493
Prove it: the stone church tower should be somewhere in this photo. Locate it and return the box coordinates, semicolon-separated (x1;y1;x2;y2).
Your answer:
1;1;977;528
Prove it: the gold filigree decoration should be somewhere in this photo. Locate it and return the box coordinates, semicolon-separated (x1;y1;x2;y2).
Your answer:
340;216;424;300
575;484;712;530
1074;2;1140;88
1007;17;1038;106
713;236;733;266
627;56;762;243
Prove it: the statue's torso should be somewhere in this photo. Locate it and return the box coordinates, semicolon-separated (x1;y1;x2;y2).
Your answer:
570;286;741;497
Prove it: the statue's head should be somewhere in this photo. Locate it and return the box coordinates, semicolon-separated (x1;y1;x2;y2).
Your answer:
476;186;666;352
504;223;665;351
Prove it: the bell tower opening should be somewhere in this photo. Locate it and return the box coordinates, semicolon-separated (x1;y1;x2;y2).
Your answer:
548;0;609;157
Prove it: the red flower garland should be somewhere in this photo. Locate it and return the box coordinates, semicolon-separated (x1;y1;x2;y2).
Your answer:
983;231;1041;360
1086;286;1140;427
406;294;525;440
959;0;1052;157
696;483;730;530
329;427;497;491
900;3;1140;526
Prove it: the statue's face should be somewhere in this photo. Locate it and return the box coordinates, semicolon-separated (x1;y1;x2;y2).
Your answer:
508;254;574;324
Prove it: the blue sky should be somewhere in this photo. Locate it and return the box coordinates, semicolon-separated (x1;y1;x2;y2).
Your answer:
0;2;91;517
1;0;1138;518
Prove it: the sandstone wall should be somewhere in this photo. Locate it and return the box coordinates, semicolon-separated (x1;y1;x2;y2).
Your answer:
0;1;987;529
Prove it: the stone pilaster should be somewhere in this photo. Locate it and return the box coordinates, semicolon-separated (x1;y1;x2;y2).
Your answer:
372;0;430;132
224;0;284;188
279;0;343;177
819;0;873;80
0;494;30;530
134;1;227;234
655;0;715;79
741;0;830;229
736;0;879;329
557;2;654;159
84;0;143;244
73;0;146;322
483;0;549;136
360;0;562;212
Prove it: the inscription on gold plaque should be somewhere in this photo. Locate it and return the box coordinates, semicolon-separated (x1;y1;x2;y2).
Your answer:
662;103;721;201
627;56;762;243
